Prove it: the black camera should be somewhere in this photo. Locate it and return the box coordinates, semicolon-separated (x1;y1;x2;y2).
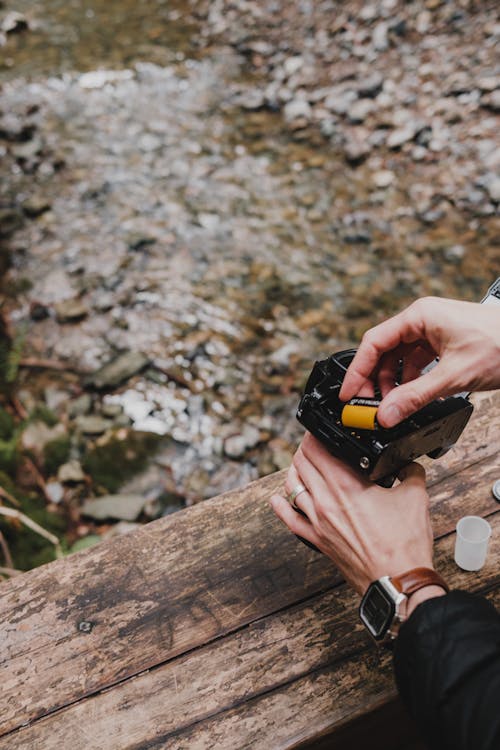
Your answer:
296;349;474;487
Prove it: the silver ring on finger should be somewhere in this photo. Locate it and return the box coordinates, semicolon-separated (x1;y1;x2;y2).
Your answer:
287;482;308;509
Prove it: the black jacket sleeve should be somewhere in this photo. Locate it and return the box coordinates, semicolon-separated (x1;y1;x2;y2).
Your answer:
393;590;500;750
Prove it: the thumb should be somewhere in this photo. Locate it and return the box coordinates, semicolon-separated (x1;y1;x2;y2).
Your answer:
377;364;453;427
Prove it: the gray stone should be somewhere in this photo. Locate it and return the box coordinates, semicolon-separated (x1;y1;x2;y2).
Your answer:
21;422;66;457
85;352;149;389
55;298;88;323
101;402;124;418
344;137;371;164
347;99;375;124
12;137;43;161
75;415;112;435
58;460;86;483
69;394;92;418
81;493;148;521
357;73;384;99
324;88;357;115
387;124;417;149
372;22;389;52
2;11;29;34
22;196;51;218
45;481;64;504
486;179;500;203
283;98;312;122
224;424;261;459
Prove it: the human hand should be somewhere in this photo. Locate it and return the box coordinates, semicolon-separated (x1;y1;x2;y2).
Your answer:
339;297;500;427
270;432;435;596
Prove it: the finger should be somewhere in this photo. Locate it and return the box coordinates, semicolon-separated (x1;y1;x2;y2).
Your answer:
376;362;455;427
339;304;429;402
270;494;322;548
285;464;318;524
299;433;368;494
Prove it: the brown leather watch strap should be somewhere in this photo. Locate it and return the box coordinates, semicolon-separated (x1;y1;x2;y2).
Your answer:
391;567;449;596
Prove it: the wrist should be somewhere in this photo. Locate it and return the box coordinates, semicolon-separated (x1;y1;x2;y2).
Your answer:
406;584;447;618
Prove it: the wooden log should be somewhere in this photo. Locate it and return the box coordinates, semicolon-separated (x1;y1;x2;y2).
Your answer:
2;510;499;750
0;458;500;750
0;391;498;746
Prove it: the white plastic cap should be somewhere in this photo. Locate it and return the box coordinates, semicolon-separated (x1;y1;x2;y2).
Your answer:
454;515;492;572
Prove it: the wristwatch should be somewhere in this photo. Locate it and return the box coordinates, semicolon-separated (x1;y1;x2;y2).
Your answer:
359;567;449;645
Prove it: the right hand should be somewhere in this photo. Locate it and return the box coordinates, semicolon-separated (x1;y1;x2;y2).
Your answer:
339;297;500;427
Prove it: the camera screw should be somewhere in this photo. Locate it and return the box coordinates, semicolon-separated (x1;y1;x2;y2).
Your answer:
359;456;370;470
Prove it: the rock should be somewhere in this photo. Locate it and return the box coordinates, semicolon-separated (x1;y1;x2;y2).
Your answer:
2;11;29;34
69;394;93;418
239;89;266;110
486;179;500;203
85;351;149;389
357;73;384;99
373;170;395;188
372;22;389;52
344;136;371;164
75;415;112;436
55;298;88;323
324;88;357;115
283;98;312;122
0;208;24;237
11;137;43;161
283;56;304;77
81;493;147;521
387;124;417;149
481;91;500;113
21;422;66;457
347;99;375;124
58;460;86;484
224;424;261;459
22;196;51;218
101;402;124;419
45;481;64;504
44;387;69;412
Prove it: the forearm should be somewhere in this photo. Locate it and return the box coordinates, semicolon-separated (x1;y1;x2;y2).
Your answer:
394;590;500;750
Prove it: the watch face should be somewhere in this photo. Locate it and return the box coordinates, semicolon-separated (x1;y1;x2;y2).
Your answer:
359;582;396;640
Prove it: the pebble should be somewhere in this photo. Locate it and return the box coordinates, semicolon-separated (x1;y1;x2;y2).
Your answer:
81;493;148;521
58;460;86;484
284;98;312;122
45;481;64;504
486;179;500;203
55;299;88;323
75;416;112;436
373;170;395;188
85;352;150;389
347;99;375;124
387;124;417;149
224;424;261;459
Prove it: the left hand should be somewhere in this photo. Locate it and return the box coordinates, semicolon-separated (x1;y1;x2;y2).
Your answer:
270;432;435;595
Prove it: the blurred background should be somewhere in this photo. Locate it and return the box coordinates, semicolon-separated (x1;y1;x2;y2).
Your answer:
0;0;498;572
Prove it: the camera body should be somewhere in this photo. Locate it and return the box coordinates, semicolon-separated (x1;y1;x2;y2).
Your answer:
296;349;474;487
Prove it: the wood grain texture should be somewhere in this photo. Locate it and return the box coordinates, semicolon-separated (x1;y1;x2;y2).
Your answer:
2;464;500;749
0;390;498;748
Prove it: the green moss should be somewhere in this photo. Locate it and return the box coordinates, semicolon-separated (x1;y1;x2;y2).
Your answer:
0;436;19;474
83;430;162;493
29;405;58;427
43;435;71;476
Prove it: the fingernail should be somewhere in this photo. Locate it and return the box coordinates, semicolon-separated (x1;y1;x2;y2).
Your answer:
381;404;402;427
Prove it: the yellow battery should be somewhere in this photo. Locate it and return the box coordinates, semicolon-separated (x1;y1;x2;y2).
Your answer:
341;404;379;430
